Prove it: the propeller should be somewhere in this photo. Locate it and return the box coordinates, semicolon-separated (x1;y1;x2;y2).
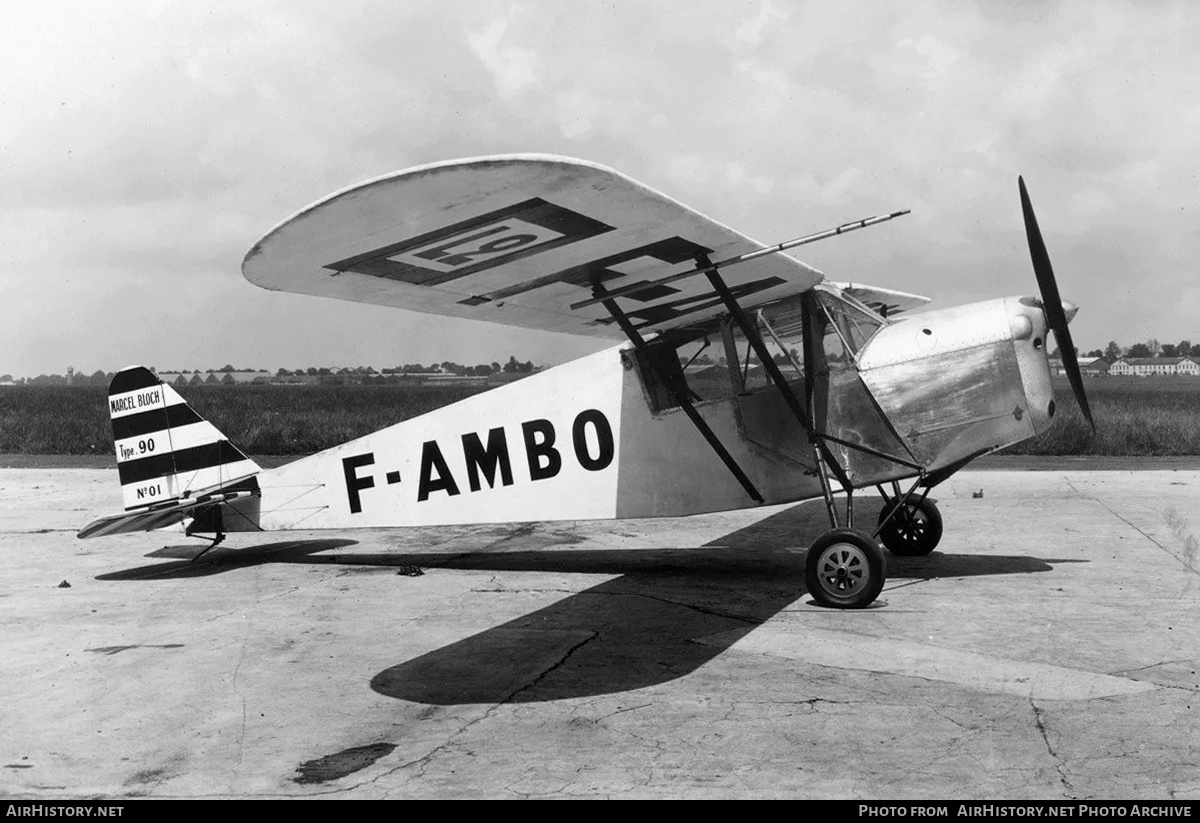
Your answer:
1019;176;1094;431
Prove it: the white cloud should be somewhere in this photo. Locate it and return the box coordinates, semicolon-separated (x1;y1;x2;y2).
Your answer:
735;0;789;49
733;58;789;93
896;35;963;84
665;153;711;192
555;87;601;139
725;162;774;197
466;7;540;98
1067;186;1112;220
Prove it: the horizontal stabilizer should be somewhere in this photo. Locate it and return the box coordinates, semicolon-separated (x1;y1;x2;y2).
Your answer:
77;482;258;539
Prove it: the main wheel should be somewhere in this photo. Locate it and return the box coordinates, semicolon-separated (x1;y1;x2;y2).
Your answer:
877;497;943;556
805;528;886;609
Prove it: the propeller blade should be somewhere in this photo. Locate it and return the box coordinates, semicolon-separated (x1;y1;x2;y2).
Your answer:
1019;176;1095;431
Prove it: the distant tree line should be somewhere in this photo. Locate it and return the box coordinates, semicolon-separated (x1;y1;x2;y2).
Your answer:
1;356;539;385
5;368;111;386
275;356;534;378
14;341;1200;386
1071;339;1200;362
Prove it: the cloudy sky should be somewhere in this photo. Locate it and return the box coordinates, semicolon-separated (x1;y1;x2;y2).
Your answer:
3;0;1197;377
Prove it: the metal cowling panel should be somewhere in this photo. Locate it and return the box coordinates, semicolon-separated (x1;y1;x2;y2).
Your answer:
860;340;1029;467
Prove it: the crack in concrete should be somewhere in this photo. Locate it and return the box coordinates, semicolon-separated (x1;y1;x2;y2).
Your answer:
585;706;673;753
1030;697;1076;799
1084;492;1199;575
593;703;654;723
504;631;599;702
1110;658;1195;677
231;621;250;772
493;522;539;543
357;718;481;793
930;705;981;733
469;586;580;594
736;697;861;707
600;589;761;626
346;631;602;796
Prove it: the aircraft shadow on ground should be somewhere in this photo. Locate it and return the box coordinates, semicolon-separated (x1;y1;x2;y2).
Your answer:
94;501;1085;704
367;556;1071;706
369;502;1084;706
94;539;361;580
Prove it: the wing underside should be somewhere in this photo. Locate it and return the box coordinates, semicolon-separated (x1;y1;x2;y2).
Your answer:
242;155;824;338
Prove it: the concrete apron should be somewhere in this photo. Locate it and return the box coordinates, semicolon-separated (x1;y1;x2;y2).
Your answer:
0;467;1197;799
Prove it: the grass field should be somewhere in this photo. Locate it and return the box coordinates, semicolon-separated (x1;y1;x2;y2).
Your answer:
2;377;1198;457
999;377;1200;455
0;383;490;456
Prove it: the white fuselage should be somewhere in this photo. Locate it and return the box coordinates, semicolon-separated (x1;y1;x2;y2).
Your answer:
219;293;1060;532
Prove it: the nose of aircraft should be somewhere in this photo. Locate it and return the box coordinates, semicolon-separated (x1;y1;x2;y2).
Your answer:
1019;176;1094;430
1060;300;1078;324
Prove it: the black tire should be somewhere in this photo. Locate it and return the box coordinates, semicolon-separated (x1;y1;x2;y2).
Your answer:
805;528;886;609
877;497;943;556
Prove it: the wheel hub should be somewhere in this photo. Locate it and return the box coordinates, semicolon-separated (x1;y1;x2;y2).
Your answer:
818;544;868;594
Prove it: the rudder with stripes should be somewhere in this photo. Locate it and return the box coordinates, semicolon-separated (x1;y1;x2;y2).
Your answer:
108;367;260;510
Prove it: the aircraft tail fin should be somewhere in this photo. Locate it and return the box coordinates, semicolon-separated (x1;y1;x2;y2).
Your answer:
104;366;261;513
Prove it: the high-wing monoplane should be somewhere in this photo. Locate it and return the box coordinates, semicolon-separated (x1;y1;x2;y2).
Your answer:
80;155;1092;608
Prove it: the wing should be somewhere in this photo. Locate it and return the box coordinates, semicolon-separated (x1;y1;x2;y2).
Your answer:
243;155;824;339
829;282;931;317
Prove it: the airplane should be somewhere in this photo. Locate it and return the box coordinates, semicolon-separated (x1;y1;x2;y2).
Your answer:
78;154;1093;609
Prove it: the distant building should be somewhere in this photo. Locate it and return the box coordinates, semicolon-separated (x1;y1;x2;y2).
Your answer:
226;370;273;384
156;370;273;386
1048;357;1110;377
145;368;529;388
1109;356;1200;377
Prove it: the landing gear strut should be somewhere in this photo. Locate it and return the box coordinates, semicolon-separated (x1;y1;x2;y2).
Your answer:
186;503;226;562
805;476;943;608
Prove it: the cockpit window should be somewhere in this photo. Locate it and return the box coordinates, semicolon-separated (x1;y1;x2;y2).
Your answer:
816;290;884;361
675;334;733;401
757;301;806;382
637;294;810;413
636;327;736;412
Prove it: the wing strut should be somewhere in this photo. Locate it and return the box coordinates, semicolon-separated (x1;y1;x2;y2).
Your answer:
700;262;848;526
699;259;929;532
595;287;764;504
593;248;931;532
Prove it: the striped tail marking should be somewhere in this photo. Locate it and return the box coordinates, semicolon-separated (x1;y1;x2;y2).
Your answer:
108;367;260;511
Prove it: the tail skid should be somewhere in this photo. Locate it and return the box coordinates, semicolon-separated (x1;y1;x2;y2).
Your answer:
78;367;261;539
